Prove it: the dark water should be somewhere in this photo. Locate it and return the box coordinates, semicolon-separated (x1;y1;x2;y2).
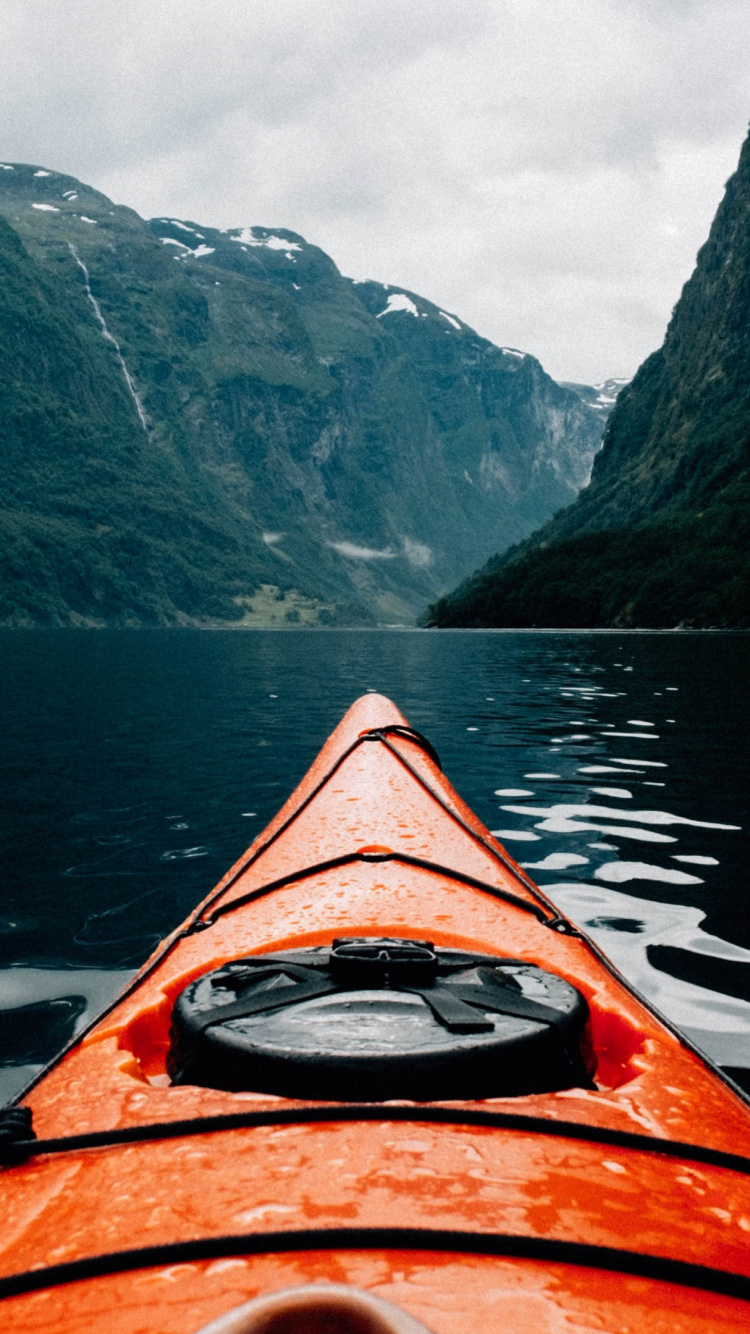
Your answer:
1;629;748;1104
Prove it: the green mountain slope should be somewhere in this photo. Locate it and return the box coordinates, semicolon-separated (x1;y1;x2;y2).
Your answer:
0;214;273;626
0;164;604;625
426;129;750;629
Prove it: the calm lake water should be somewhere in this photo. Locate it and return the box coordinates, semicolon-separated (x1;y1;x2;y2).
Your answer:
1;628;748;1104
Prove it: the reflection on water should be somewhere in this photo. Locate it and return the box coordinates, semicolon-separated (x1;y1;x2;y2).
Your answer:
544;880;750;1069
0;628;748;1103
0;967;132;1104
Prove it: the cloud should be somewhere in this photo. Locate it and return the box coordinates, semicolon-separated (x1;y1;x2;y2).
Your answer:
403;538;432;569
328;541;398;561
1;0;749;380
327;537;431;564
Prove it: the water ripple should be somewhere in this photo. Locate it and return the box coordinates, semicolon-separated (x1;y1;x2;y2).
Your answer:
159;846;209;861
595;861;704;886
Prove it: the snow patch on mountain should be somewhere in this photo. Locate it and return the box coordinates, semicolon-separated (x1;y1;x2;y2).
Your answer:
439;311;461;330
376;293;419;318
167;220;199;235
161;236;215;260
561;378;630;418
32;203;59;212
229;228;302;256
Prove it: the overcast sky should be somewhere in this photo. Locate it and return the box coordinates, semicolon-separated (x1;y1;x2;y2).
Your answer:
3;0;749;382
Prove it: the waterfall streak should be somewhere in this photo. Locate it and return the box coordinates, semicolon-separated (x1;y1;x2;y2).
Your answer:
68;244;149;432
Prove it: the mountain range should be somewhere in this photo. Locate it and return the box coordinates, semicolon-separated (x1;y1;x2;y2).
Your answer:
426;127;750;630
0;163;608;626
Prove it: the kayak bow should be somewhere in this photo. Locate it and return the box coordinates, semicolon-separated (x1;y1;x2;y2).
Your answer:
2;693;750;1333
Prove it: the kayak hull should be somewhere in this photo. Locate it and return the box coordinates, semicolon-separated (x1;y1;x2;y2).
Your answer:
5;1249;750;1334
2;694;750;1333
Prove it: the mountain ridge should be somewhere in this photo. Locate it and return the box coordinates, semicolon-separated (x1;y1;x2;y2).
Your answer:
0;161;606;626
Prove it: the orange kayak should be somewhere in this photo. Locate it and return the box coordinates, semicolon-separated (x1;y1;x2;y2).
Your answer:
2;693;750;1333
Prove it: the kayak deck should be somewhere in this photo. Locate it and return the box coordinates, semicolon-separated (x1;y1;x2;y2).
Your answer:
3;694;750;1333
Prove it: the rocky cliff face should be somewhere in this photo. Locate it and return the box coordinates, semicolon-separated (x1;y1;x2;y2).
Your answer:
0;163;604;625
427;129;750;629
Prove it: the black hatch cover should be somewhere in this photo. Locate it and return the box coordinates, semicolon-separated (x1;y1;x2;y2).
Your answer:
168;938;594;1100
